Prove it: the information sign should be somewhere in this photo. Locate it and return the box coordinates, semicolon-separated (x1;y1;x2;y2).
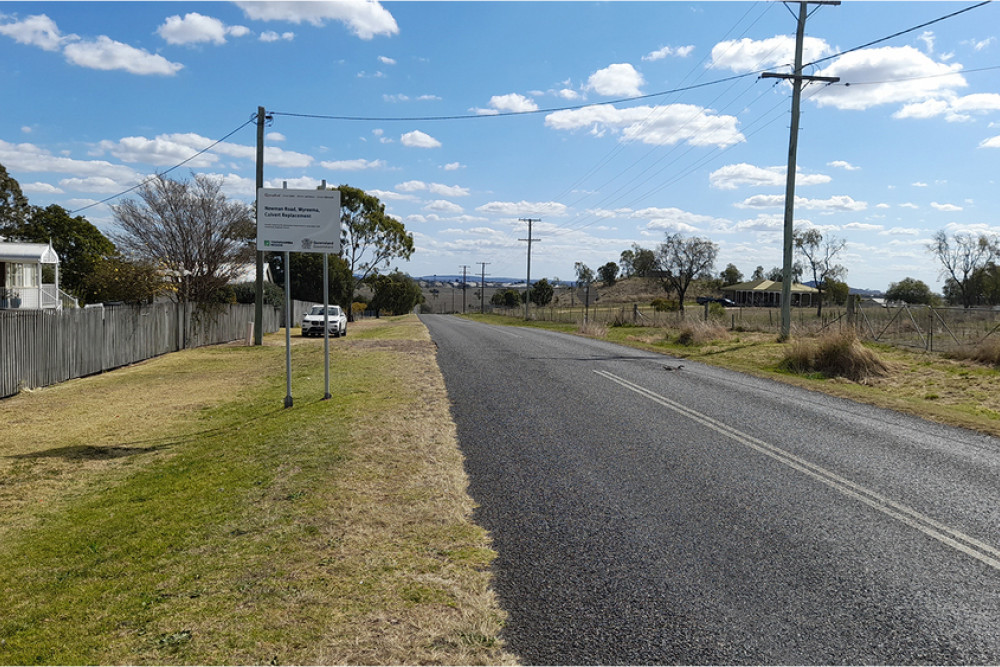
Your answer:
256;188;341;253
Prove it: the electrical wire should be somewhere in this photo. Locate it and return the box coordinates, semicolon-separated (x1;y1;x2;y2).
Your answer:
267;71;769;124
70;117;257;214
804;0;992;70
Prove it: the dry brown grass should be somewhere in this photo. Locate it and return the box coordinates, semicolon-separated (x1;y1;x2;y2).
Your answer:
676;320;730;346
948;337;1000;366
578;320;608;336
779;331;890;383
0;316;516;665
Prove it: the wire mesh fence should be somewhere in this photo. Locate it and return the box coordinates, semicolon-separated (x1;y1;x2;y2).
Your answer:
490;300;1000;355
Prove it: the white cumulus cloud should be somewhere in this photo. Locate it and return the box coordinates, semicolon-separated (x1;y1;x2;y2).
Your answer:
586;63;644;97
643;45;694;62
477;93;538;115
810;46;966;111
400;130;441;149
0;14;67;51
320;158;385;170
475;201;568;217
709;163;831;190
424;200;464;214
63;36;183;76
157;12;247;45
710;35;831;72
235;0;398;40
260;30;294;42
546;103;744;149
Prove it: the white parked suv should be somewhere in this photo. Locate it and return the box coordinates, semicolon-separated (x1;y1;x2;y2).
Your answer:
301;305;347;337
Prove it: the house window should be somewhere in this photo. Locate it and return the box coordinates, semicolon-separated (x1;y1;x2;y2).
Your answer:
8;263;38;288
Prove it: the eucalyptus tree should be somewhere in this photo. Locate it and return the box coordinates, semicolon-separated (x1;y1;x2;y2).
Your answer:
794;228;846;317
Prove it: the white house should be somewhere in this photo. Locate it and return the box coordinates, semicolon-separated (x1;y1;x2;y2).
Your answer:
0;237;66;309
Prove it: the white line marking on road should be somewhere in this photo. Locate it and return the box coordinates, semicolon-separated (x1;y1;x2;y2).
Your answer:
594;369;1000;573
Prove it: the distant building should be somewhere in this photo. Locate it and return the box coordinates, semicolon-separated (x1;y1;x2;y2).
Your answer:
720;278;818;307
0;238;68;309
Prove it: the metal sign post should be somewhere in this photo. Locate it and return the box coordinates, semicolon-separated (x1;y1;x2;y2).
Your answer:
257;187;341;407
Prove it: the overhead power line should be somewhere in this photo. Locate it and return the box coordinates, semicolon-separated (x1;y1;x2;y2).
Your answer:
70;117;257;214
268;72;769;124
804;0;993;70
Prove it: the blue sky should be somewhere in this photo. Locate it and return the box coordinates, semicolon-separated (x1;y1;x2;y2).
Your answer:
2;1;999;291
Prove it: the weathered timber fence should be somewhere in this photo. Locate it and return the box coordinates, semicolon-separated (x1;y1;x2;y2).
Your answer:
0;302;281;399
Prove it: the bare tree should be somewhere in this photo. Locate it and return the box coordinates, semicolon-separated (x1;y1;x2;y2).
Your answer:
654;233;718;315
928;229;998;308
794;228;846;317
112;174;253;303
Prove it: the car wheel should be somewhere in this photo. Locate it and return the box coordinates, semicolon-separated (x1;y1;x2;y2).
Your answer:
342;325;347;337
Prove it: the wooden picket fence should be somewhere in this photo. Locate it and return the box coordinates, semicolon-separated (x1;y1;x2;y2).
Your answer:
0;302;281;399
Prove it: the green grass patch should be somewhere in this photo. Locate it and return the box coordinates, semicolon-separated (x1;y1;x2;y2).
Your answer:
0;316;515;665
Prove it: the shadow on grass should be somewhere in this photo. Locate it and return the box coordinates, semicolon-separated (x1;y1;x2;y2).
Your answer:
5;402;299;462
9;444;169;461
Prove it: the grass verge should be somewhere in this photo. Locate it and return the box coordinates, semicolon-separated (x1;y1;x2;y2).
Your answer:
465;312;1000;439
0;315;515;665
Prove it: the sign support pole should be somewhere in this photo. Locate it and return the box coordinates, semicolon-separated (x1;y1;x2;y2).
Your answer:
257;185;341;408
321;179;331;401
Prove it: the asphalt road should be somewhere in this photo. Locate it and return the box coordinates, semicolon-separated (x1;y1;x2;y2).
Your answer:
421;314;1000;665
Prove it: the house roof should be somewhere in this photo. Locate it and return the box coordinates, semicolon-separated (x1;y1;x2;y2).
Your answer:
0;240;59;264
721;278;818;293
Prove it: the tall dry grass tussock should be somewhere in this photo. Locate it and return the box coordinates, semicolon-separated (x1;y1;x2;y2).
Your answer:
578;320;608;337
780;331;890;383
676;320;730;346
949;337;1000;366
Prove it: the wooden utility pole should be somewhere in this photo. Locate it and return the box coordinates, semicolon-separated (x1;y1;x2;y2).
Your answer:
519;218;541;320
254;106;267;345
460;265;470;313
761;1;839;340
478;261;490;313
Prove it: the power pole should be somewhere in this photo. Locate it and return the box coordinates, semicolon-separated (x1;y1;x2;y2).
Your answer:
762;1;839;341
253;106;268;346
518;218;541;320
478;261;490;313
460;265;470;313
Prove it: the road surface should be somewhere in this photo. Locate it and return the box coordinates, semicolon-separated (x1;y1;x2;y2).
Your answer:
422;314;1000;664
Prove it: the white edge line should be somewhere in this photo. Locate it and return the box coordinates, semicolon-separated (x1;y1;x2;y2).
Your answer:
594;369;1000;573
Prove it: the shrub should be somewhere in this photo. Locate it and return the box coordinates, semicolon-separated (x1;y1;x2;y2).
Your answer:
675;321;729;346
651;298;678;312
232;281;284;307
707;302;727;318
780;331;889;383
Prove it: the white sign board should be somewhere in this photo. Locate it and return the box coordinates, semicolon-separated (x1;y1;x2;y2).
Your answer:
257;188;341;253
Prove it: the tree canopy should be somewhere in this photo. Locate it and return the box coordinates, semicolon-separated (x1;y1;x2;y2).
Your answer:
0;162;29;232
928;230;998;308
598;262;618;287
794;228;846;316
269;252;352;306
336;185;414;319
719;263;743;286
367;271;423;316
528;277;554;307
9;204;115;300
885;277;935;305
112;174;253;303
654;233;718;315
